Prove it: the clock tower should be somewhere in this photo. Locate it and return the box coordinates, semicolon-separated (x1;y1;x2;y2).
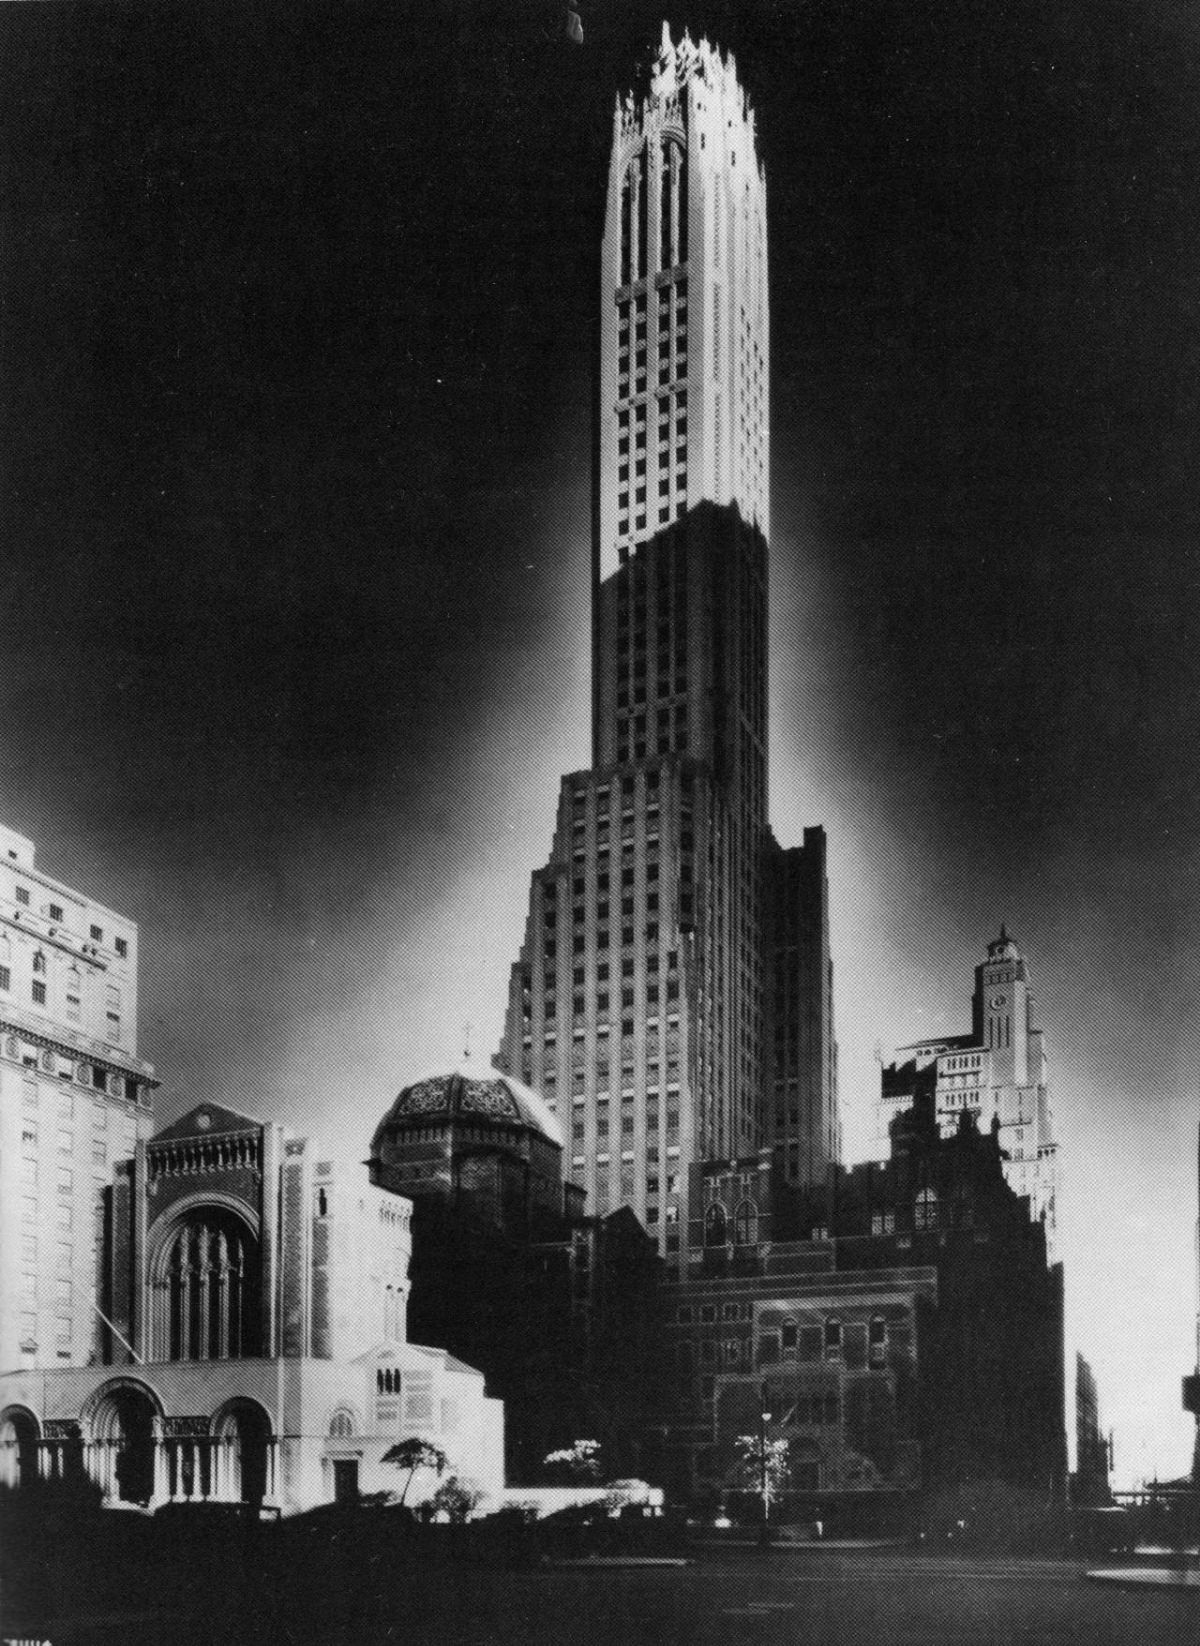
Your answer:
973;925;1030;1088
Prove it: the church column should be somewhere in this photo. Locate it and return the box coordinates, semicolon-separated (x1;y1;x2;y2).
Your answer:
214;1233;230;1360
197;1229;212;1361
153;1422;169;1504
180;1231;194;1359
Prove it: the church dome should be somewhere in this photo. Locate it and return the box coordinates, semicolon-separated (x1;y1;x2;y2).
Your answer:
369;1064;564;1155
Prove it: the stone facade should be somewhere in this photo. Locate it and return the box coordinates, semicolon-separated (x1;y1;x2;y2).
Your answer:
0;823;157;1377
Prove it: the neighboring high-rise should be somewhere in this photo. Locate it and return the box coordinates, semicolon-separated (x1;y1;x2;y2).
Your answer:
497;27;837;1263
875;927;1059;1255
0;823;157;1373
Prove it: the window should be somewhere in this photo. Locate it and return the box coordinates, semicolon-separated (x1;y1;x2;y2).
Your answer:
15;886;30;905
915;1188;938;1231
734;1200;758;1247
90;924;103;941
869;1317;888;1367
0;965;9;992
824;1319;842;1359
48;904;64;923
704;1203;727;1247
115;938;128;958
329;1409;356;1439
781;1322;798;1352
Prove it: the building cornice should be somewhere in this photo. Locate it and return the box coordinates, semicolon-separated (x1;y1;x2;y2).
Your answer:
0;1011;158;1088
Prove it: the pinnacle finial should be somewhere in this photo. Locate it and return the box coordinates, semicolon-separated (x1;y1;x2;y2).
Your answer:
661;20;672;56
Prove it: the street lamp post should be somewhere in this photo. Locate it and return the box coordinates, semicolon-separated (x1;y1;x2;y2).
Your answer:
758;1381;772;1547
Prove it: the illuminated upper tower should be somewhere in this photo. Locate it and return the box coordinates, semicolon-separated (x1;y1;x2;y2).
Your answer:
596;23;768;586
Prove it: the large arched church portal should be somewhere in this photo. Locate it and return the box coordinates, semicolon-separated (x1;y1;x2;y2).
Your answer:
90;1383;159;1504
211;1399;272;1506
150;1203;261;1362
0;1406;40;1489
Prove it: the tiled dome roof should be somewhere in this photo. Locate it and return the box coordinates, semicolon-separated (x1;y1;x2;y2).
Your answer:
369;1064;564;1154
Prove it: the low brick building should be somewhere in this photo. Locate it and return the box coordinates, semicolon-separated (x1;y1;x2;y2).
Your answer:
656;1094;1065;1524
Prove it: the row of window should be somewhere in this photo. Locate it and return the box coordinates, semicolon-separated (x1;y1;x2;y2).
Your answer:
7;884;129;955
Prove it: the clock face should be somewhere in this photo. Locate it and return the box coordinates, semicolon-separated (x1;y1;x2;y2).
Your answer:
990;994;1006;1008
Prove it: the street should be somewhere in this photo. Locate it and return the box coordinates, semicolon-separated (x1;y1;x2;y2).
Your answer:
8;1548;1199;1646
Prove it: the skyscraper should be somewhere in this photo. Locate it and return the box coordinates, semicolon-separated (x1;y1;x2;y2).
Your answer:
497;27;836;1263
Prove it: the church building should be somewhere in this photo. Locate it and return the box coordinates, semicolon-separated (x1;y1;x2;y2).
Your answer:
0;1098;504;1511
0;826;504;1514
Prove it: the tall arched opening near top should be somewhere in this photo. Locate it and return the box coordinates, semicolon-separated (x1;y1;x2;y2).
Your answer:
148;1200;261;1362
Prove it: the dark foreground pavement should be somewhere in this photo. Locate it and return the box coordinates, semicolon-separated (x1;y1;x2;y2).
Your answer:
6;1548;1200;1646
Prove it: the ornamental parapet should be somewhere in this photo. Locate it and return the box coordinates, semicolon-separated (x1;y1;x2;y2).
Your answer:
148;1130;262;1180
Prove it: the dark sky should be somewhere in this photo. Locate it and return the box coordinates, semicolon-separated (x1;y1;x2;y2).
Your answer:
3;0;1199;1478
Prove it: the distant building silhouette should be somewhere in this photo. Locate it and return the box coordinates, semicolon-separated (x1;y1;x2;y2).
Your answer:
876;928;1059;1256
1073;1353;1112;1506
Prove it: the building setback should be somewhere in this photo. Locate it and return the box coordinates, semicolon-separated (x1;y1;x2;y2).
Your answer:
496;26;837;1267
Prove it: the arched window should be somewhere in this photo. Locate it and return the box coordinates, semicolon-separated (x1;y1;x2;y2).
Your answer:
660;139;686;268
32;951;46;975
328;1409;356;1439
704;1203;727;1247
915;1188;938;1231
733;1200;758;1247
621;148;649;285
620;166;633;284
162;1209;259;1361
